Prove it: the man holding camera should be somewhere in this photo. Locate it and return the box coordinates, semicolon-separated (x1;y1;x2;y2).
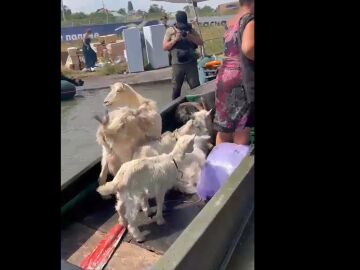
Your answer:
163;11;204;100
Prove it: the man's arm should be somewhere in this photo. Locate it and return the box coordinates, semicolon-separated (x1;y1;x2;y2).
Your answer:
163;28;181;51
187;28;204;46
163;37;179;51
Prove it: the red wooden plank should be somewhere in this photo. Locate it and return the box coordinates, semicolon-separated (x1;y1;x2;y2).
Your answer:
80;224;126;270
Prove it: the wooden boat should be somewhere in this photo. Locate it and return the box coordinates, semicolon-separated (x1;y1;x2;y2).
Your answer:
61;80;254;270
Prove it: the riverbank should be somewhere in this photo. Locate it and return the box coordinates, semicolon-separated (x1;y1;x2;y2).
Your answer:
77;67;172;90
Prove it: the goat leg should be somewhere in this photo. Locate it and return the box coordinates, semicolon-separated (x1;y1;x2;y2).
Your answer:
140;196;154;217
115;200;128;227
98;155;109;186
154;192;166;225
128;223;145;243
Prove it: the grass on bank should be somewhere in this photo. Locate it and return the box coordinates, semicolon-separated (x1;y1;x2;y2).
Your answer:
61;25;225;77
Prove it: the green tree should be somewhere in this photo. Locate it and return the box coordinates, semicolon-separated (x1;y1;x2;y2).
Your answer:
118;8;126;15
183;5;192;14
71;12;87;20
199;5;215;16
128;1;134;13
148;4;164;14
61;5;72;21
63;5;72;16
89;12;115;24
200;5;214;13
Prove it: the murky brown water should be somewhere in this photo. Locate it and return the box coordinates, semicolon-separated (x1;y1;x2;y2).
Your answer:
61;82;191;185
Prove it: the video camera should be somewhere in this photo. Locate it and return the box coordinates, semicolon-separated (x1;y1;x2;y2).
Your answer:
180;30;189;38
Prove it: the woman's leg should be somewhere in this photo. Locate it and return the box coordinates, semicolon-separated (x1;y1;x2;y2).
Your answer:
216;131;234;145
234;128;250;145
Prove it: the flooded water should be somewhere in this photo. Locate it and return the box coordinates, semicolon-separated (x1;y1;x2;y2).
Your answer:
61;81;191;186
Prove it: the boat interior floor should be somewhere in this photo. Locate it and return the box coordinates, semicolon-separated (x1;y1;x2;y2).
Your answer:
61;190;205;268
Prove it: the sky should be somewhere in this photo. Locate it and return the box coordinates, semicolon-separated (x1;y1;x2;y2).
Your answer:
63;0;234;14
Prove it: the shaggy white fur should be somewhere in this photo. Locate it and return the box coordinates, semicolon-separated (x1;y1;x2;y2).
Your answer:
97;82;163;186
95;107;153;186
103;82;162;139
97;135;195;242
177;135;211;194
131;109;213;193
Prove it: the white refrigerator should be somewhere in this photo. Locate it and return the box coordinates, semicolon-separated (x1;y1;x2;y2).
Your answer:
143;25;169;69
123;28;144;73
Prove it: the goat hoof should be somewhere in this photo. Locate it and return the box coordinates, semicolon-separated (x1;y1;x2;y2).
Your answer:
145;208;156;217
155;217;165;225
135;235;146;243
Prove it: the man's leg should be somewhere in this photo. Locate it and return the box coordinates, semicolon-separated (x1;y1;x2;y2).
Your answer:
185;62;200;89
172;64;186;100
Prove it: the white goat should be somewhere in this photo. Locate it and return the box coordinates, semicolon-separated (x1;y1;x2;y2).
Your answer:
133;109;213;160
132;131;178;159
131;109;213;194
103;82;162;139
177;135;211;194
95;107;153;186
98;83;162;185
176;109;213;137
97;135;195;242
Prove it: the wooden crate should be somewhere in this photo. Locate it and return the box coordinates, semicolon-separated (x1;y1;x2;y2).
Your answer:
67;47;78;57
104;34;117;44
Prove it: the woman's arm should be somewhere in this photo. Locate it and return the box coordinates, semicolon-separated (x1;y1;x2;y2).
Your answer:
241;20;254;60
83;33;90;48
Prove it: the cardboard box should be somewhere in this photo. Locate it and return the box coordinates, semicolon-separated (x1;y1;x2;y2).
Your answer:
67;47;78;57
106;43;124;56
61;51;68;66
104;34;117;44
65;55;80;70
97;36;106;44
91;42;100;52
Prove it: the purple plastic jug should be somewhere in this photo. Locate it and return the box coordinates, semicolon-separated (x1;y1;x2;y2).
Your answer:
196;143;250;200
